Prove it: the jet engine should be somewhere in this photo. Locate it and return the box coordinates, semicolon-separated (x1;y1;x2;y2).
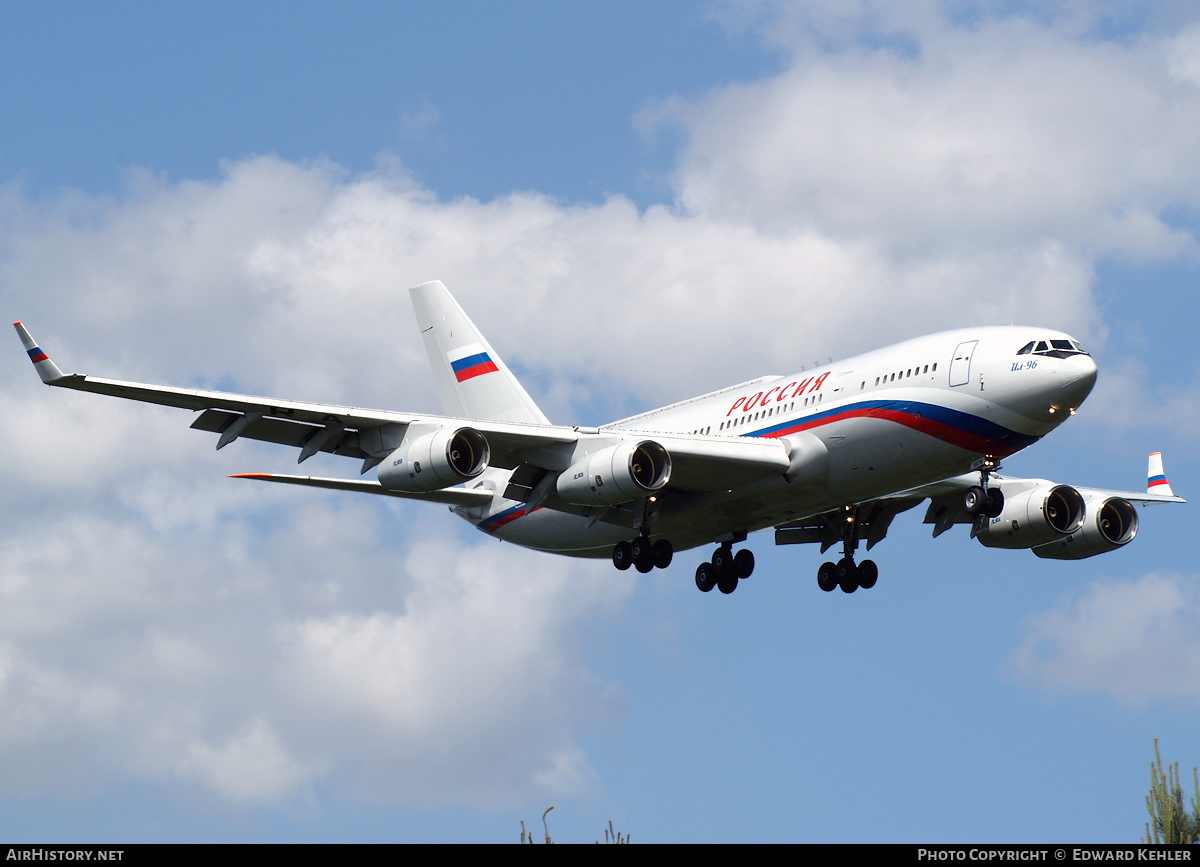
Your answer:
377;427;490;492
1033;494;1139;560
974;484;1086;549
556;440;671;506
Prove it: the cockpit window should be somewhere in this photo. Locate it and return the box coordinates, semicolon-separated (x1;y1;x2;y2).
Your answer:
1072;340;1088;354
1026;337;1091;359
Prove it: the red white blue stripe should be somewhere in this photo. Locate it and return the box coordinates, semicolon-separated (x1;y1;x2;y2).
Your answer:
741;399;1039;457
477;502;541;534
451;351;499;382
1148;474;1170;488
27;346;48;364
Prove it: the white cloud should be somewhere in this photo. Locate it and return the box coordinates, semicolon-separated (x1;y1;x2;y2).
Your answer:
1008;572;1200;701
3;4;1200;808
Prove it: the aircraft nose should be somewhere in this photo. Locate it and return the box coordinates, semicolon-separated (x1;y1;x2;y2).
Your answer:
1057;352;1097;409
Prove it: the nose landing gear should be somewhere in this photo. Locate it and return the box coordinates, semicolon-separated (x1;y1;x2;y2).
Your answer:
695;543;755;594
964;457;1005;519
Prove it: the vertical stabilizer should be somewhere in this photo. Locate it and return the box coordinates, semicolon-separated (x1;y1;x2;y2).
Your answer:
408;281;550;425
1148;452;1175;496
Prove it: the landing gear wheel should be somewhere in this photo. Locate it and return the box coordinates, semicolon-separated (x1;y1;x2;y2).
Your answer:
711;545;734;575
717;571;739;594
963;485;986;516
631;536;654;565
695;562;716;592
734;549;755;579
837;557;859;593
612;541;632;571
984;488;1005;519
817;562;837;592
653;539;674;569
858;559;878;589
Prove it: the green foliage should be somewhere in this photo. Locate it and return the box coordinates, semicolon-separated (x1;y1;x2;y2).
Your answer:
1144;738;1200;844
518;807;629;843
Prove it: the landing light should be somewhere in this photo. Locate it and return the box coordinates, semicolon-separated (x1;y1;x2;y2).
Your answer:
1069;408;1076;416
1048;407;1056;414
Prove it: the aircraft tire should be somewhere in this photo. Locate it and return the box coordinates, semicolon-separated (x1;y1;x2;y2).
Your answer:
817;562;837;592
734;549;754;579
858;559;878;589
695;562;717;592
612;541;633;571
653;539;674;569
984;488;1005;519
837;557;858;593
711;545;734;575
963;485;986;516
717;571;739;594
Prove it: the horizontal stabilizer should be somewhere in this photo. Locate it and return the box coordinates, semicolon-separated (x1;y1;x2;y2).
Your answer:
230;473;494;507
13;322;65;383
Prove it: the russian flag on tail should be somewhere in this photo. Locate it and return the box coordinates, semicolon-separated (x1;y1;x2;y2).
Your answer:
447;343;499;383
1148;452;1175;496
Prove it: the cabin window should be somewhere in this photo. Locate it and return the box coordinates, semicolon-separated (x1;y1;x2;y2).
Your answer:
923;365;928;373
906;369;911;377
1016;341;1034;355
861;381;865;390
818;394;822;402
932;363;937;371
890;373;895;382
875;377;880;386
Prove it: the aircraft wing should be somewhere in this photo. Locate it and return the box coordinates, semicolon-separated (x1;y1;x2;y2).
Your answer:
228;473;495;506
14;323;789;492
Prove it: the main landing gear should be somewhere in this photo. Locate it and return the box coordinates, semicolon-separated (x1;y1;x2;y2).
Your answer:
816;505;878;594
612;535;673;574
817;557;878;593
695;543;755;594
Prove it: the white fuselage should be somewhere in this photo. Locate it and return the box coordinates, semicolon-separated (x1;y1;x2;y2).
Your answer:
458;326;1099;557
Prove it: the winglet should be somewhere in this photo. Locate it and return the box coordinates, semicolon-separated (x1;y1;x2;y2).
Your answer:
1148;452;1175;497
13;322;66;383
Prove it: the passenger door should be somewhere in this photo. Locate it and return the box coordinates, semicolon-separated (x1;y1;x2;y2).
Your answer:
948;340;978;387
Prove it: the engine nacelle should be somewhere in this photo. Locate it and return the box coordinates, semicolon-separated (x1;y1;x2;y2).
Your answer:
556;440;671;506
1033;495;1139;560
377;427;490;492
975;484;1086;549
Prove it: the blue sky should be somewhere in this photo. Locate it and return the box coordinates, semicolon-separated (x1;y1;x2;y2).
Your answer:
2;0;1200;843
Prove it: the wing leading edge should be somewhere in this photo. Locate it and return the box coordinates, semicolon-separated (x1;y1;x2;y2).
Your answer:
14;322;792;495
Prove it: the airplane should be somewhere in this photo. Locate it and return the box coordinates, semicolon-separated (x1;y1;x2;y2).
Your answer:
13;281;1184;595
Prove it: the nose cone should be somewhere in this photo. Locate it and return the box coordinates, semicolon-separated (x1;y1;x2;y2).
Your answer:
1056;352;1097;410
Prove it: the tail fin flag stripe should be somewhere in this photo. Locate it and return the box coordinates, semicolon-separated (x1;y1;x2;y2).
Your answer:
27;347;48;363
452;353;500;382
1148;475;1170;488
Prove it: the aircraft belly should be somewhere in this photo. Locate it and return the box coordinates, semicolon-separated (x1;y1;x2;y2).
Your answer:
462;401;1034;559
483;503;632;556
